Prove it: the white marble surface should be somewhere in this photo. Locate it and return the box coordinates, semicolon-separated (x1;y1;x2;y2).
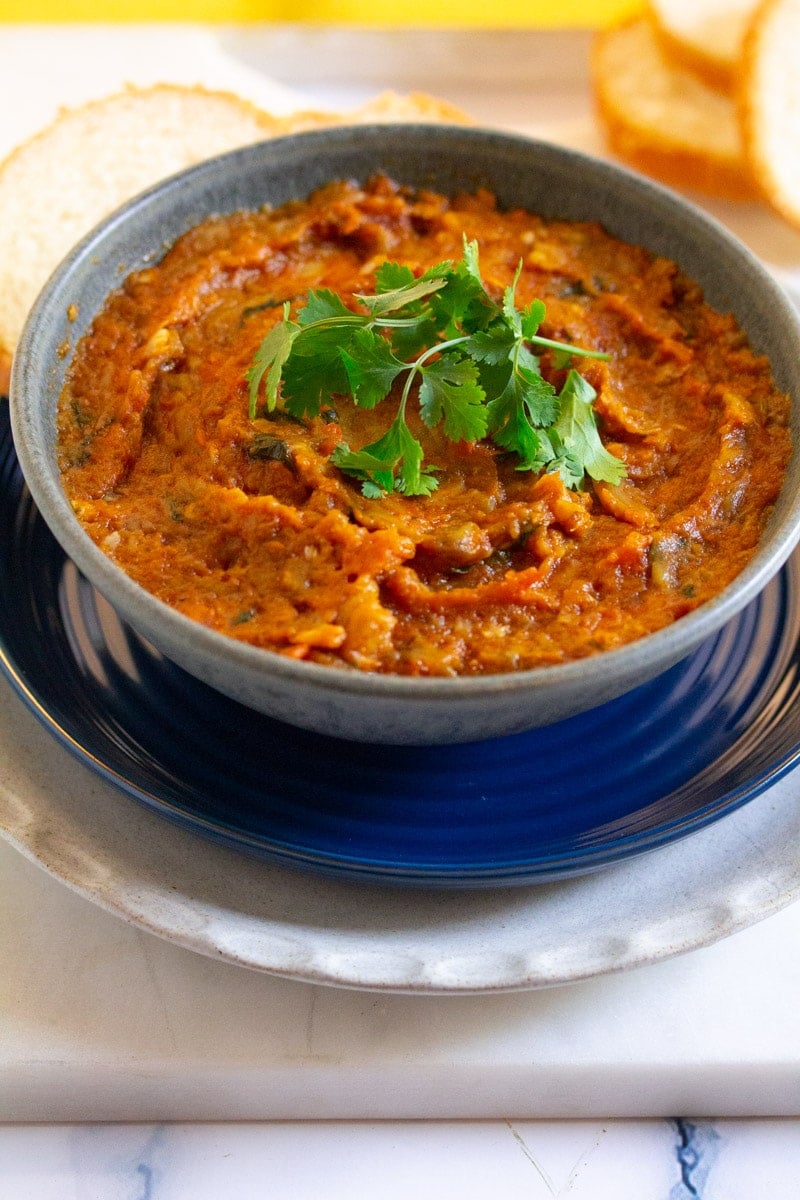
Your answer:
3;21;800;1193
2;1119;800;1197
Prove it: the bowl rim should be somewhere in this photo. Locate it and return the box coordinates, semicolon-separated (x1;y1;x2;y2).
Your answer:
10;122;800;703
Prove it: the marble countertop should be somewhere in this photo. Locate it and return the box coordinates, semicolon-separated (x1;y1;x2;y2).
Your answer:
2;22;800;1196
2;1118;800;1198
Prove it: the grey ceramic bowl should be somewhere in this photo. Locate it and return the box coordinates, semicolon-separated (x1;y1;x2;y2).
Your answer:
10;125;800;744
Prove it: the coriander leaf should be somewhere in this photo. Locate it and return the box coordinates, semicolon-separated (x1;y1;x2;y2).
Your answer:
331;415;438;497
485;357;559;471
298;289;355;326
281;325;356;417
340;328;406;409
530;428;558;474
461;237;482;283
521;298;546;339
356;273;449;318
545;429;585;489
486;374;550;471
552;369;626;485
430;267;491;338
464;323;516;365
375;262;416;292
245;305;299;418
474;356;516;404
419;240;494;340
330;442;397;494
361;480;386;499
388;316;441;362
394;419;439;495
372;261;454;352
502;262;524;337
516;343;541;374
418;357;487;442
515;361;559;428
420;259;455;281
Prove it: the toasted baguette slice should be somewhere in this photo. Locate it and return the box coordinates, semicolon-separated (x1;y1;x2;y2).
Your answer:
592;18;758;202
0;86;470;393
648;0;759;91
741;0;800;229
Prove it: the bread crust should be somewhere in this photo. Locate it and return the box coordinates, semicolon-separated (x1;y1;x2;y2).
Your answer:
740;0;800;228
649;18;735;92
0;350;10;398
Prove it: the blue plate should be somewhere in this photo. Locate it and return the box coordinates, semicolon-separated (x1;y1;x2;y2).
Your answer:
3;395;800;886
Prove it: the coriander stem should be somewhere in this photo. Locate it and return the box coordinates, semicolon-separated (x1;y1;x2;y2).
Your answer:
371;317;425;328
297;314;366;332
529;334;610;361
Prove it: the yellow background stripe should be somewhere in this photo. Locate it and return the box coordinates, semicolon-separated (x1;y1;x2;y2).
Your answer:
0;2;641;26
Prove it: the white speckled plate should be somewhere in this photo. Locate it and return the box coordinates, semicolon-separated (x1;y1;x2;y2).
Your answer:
2;666;800;993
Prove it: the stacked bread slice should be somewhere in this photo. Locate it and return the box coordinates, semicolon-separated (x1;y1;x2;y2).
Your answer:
592;0;800;227
0;85;469;393
648;0;757;89
741;0;800;228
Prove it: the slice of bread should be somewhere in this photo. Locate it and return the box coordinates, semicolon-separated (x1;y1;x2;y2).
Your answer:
0;85;470;393
741;0;800;229
592;17;758;202
274;90;471;135
0;84;281;393
648;0;760;91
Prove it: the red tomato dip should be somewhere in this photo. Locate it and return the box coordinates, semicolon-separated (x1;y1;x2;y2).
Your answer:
57;176;791;676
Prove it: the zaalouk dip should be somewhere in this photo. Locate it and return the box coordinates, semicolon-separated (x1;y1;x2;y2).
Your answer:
57;175;791;676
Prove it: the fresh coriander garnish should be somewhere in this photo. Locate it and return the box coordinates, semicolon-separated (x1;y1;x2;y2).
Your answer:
246;239;624;497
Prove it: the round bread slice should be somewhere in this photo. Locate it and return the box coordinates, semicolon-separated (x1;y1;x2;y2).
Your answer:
649;0;760;91
0;84;282;393
592;18;758;202
741;0;800;229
